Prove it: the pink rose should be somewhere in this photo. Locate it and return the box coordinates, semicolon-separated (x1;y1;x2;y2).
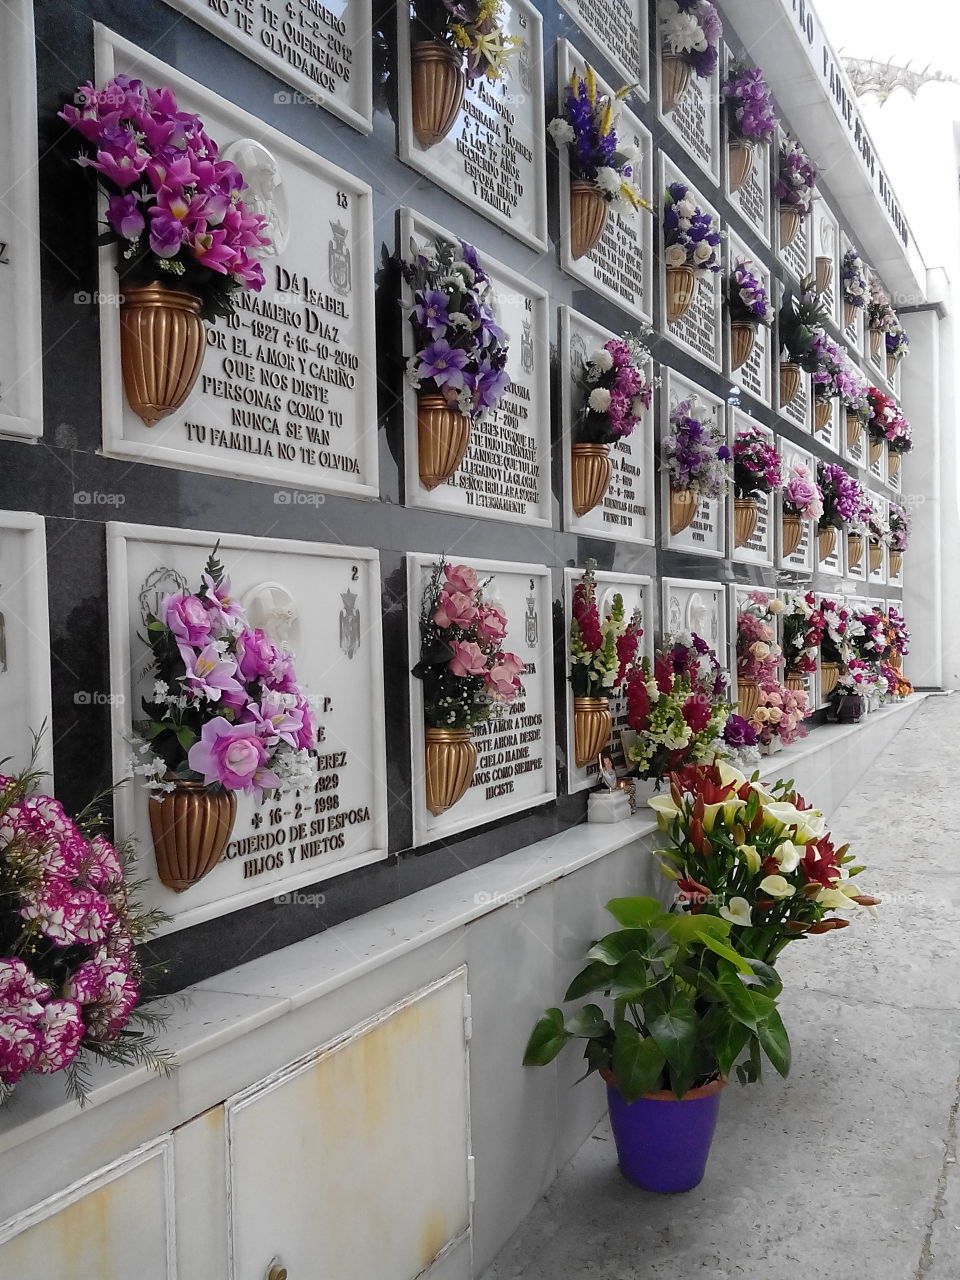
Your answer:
485;651;524;702
235;628;282;683
475;605;507;645
433;590;478;629
187;716;280;795
162;593;213;646
443;563;479;595
448;640;488;678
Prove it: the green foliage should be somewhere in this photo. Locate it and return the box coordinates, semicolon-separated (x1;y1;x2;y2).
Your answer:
523;896;792;1101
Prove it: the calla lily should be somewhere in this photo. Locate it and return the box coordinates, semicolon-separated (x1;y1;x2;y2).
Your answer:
775;839;802;874
736;843;762;874
717;760;747;790
758;874;795;899
815;887;852;911
764;801;825;841
648;794;682;827
719;896;752;927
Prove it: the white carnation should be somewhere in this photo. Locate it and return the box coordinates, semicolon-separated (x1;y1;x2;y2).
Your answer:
548;117;575;145
590;349;614;372
676;198;697;219
595;166;621;195
588;387;613;412
447;311;472;329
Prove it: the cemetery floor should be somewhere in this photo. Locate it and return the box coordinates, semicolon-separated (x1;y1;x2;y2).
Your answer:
481;694;960;1280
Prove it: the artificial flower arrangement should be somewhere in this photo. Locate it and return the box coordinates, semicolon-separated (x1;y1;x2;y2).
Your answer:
816;461;864;562
879;606;912;697
60;75;270;425
663;396;731;536
866;277;909;374
818;596;859;697
732;426;781;547
571;331;654;516
806;330;864;431
839;361;872;451
888;502;910;574
833;658;884;721
774;140;817;247
777;276;830;408
662;182;722;324
722;64;777;192
748;684;810;750
401;236;509;489
780;591;825;680
840;247;868;325
408;0;520;147
568;566;643;768
135;548;318;892
0;751;169;1103
725;261;773;370
658;0;722;113
623;634;734;780
735;595;782;715
549;67;650;261
866;503;889;574
864;386;910;469
780;463;822;556
413;559;522;815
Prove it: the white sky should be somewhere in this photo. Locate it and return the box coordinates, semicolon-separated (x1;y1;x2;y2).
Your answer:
816;0;960;73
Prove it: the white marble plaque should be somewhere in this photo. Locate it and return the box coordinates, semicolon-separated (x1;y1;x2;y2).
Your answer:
564;569;653;794
107;522;388;934
658;49;720;186
777;441;815;575
407;554;555;847
397;0;547;249
813;203;839;329
0;512;53;777
95;28;378;498
812;391;840;454
840;235;865;351
661;156;722;370
0;2;42;441
557;0;649;96
727;232;771;407
662;369;727;558
845;528;867;582
661;577;731;683
401;209;551;527
559;307;655;545
159;0;372;132
730;408;774;567
557;42;653;321
817;525;842;578
869;495;888;586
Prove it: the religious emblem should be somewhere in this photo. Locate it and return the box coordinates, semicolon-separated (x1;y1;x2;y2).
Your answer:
517;38;532;94
138;566;188;628
222;139;290;255
244;582;300;650
524;590;538;648
668;594;682;636
520;320;534;374
329;221;352;296
339;588;361;659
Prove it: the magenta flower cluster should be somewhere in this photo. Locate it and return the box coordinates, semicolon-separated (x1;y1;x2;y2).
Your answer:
722;65;778;144
889;502;910;551
0;786;142;1090
775;140;817;216
576;334;653;446
808;330;865;405
817;462;867;530
733;426;781;499
782;464;823;521
60;75;269;318
727;261;774;325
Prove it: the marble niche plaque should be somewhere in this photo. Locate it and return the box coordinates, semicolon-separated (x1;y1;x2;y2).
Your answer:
96;28;378;498
0;1;43;441
812;387;840;454
777;279;811;433
845;519;867;582
557;0;648;97
401;209;551;527
776;441;815;575
869;426;887;484
722;49;770;245
557;42;653;321
564;568;653;794
661;577;731;684
107;522;388;934
777;586;818;706
661;156;722;370
0;512;53;777
662;368;727;558
397;0;547;250
158;0;372;132
559;307;655;545
869;495;888;586
730;409;774;568
658;45;720;186
813;203;839;330
727;232;771;407
407;554;555;847
734;584;777;707
840;234;865;351
817;520;843;578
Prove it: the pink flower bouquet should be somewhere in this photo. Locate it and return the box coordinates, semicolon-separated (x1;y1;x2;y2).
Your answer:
749;682;811;746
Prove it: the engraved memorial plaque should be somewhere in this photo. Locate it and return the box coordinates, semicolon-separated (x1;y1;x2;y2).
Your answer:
661;577;731;683
661;157;722;370
777;441;815;575
658;43;719;185
556;0;649;96
727;231;771;407
662;368;727;558
96;29;378;498
731;408;774;567
107;522;388;933
813;205;839;328
0;512;53;776
840;234;865;350
559;307;655;545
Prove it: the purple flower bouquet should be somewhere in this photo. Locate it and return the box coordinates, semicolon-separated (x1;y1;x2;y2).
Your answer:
410;0;519;83
658;0;722;79
663;182;721;273
663;398;731;499
841;249;868;310
726;261;774;327
782;463;823;521
575;333;654;446
817;462;867;531
775;140;817;216
548;67;647;211
722;65;778;144
733;426;781;500
889;502;910;552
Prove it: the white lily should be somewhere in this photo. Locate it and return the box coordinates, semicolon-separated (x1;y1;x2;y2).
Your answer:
736;844;762;874
648;794;681;828
815;887;852;911
775;839;802;874
759;874;796;899
717;760;747;790
764;801;825;841
719;896;752;927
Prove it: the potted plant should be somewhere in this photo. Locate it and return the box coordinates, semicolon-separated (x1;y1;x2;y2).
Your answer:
818;597;855;697
0;751;171;1104
135;548;318;892
725;260;774;370
816;462;862;565
662;396;731;535
840;247;868;329
832;661;875;722
732;426;781;547
548;67;650;261
60;76;270;427
524;895;788;1192
721;64;777;192
777;276;829;408
401;237;510;489
623;634;732;779
657;0;721;113
568;566;643;768
408;0;519;148
780;591;824;688
735;596;782;720
774;140;816;249
888;502;910;576
412;559;522;815
780;464;822;557
570;332;654;515
662;182;722;324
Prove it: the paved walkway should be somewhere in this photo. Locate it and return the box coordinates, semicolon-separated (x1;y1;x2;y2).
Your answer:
482;696;960;1280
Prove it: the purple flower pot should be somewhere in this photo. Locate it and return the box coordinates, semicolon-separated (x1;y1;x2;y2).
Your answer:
604;1077;725;1193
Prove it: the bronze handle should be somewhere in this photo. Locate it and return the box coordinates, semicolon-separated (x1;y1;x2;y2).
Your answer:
267;1261;288;1280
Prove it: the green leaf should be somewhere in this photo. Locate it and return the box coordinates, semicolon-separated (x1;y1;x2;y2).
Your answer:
564;960;616;1001
736;1038;762;1085
605;897;663;929
587;929;653;966
174;725;197;751
606;953;654;998
705;1007;751;1077
647;997;698;1076
564;1004;610;1039
742;958;783;996
756;1003;791;1078
523;1009;573;1066
717;965;760;1030
661;914;731;945
695;930;753;974
611;1025;666;1103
